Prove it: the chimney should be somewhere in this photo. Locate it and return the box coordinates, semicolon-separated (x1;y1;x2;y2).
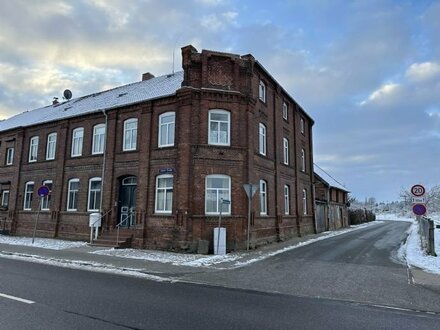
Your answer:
142;72;155;81
52;97;59;105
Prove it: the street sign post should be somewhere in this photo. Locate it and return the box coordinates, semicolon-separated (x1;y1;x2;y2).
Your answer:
32;186;51;244
410;184;427;217
243;184;259;251
215;198;230;255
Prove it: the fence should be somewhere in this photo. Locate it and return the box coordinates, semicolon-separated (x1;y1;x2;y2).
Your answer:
419;216;436;257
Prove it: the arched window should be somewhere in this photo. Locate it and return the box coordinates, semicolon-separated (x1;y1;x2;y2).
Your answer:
158;112;175;147
260;179;267;215
71;127;84;157
92;124;106;154
88;177;102;211
46;133;57;160
155;174;173;213
302;188;307;215
259;123;266;156
205;175;231;215
67;178;80;211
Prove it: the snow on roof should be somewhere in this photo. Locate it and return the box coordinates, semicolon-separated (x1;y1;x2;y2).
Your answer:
314;164;349;192
0;71;184;132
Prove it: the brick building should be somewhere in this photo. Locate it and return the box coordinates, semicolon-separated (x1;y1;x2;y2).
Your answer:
314;165;349;233
0;45;315;252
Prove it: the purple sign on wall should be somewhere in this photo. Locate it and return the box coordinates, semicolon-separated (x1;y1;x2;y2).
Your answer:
37;186;50;197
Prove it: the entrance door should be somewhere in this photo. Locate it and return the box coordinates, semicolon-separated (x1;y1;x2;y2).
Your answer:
118;176;137;228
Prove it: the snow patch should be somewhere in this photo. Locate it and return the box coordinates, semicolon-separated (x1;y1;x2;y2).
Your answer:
376;213;414;222
0;235;87;250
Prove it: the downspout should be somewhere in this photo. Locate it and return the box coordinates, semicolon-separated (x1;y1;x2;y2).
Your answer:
100;109;108;216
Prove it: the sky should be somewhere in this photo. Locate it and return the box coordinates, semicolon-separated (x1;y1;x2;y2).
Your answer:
0;0;439;202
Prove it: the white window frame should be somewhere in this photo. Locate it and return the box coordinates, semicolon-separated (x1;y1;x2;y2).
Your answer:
301;148;306;172
300;118;305;134
67;178;80;211
24;181;34;210
259;80;266;102
29;136;39;162
282;102;288;120
123;118;138;151
283;138;289;165
41;180;53;211
46;133;57;160
208;109;230;146
87;177;102;212
302;188;307;215
71;127;84;157
260;180;267;215
6;147;14;165
1;190;9;208
284;185;290;215
92;124;106;155
205;175;231;215
259;123;266;156
155;174;174;214
158;112;175;148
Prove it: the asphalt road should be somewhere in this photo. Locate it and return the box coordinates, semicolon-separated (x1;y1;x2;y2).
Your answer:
183;221;440;313
1;255;440;329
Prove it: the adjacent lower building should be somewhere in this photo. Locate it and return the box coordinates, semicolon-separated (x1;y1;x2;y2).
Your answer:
314;165;349;232
0;45;315;252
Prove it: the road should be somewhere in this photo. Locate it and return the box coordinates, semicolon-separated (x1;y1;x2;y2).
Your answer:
1;221;440;329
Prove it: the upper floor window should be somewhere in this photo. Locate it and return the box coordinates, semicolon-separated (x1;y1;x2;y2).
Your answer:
158;112;175;147
5;147;14;165
260;179;267;215
284;185;290;215
205;175;231;215
29;136;39;162
67;178;80;211
155;174;173;213
300;118;305;134
92;124;106;155
283;138;289;165
87;177;101;211
24;181;34;210
1;190;9;208
302;188;308;215
259;80;266;102
123;118;138;151
282;102;288;120
259;123;266;156
46;133;57;160
71;127;84;157
208;110;230;146
41;180;53;211
301;148;306;172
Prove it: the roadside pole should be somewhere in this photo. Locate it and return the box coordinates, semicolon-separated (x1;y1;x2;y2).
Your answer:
243;184;258;251
217;198;223;255
32;185;50;244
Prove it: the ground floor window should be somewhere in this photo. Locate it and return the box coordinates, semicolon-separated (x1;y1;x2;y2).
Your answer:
88;178;101;211
41;180;53;210
284;185;290;215
260;180;267;215
1;190;9;208
155;175;173;213
67;178;80;211
205;175;231;215
24;182;34;210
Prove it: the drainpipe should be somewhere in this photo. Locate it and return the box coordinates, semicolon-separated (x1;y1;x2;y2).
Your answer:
100;109;108;216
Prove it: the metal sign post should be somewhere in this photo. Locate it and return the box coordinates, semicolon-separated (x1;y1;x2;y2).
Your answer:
243;184;258;251
216;198;230;255
411;184;427;217
32;186;50;244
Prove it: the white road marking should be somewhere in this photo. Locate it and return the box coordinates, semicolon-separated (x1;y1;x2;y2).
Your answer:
0;292;35;304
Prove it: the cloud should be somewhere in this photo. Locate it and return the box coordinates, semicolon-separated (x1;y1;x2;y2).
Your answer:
405;62;440;81
200;11;238;31
359;83;400;106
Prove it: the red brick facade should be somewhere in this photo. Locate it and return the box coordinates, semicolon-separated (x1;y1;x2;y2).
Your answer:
0;45;315;252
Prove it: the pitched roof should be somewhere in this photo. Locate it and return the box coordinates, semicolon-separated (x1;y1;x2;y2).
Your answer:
0;71;184;132
314;164;349;192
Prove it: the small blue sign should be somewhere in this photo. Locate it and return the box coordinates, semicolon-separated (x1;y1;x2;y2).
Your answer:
159;167;175;174
37;186;50;198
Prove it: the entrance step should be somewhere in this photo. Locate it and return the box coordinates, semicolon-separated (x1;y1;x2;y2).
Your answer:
90;229;134;249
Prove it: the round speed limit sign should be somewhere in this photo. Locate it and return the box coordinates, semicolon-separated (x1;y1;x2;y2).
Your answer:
411;184;425;197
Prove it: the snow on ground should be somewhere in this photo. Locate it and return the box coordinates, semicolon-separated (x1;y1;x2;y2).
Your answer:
92;248;242;267
0;235;87;250
399;221;440;275
376;213;414;222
